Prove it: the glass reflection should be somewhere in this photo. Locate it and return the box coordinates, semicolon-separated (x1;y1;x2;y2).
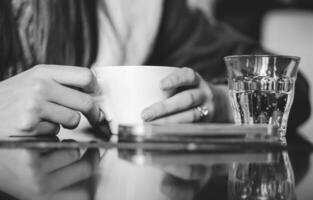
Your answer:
228;151;296;200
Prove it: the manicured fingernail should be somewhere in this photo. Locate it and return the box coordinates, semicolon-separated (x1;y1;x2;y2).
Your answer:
141;110;153;121
161;79;172;90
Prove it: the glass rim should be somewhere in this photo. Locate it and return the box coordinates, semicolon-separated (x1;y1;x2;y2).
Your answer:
224;54;301;61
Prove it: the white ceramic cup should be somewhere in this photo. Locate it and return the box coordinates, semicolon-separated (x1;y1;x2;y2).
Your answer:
92;66;178;134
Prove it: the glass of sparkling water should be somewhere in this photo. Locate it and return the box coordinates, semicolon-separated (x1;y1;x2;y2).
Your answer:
224;55;300;137
228;151;296;200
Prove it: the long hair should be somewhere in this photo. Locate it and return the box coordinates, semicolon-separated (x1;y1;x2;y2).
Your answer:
0;0;98;79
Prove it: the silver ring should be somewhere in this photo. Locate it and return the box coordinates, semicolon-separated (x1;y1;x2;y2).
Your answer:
196;106;210;118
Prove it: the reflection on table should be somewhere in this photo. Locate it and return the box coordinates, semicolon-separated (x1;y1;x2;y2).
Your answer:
0;136;308;200
0;148;99;200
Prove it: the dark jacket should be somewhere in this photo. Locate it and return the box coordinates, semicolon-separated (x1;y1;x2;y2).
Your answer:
146;0;311;131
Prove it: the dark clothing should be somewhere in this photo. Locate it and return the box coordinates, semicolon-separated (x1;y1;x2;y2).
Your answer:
146;0;311;130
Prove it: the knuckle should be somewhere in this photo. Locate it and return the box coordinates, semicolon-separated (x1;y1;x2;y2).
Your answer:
19;113;39;131
184;67;197;82
24;98;42;114
186;91;196;107
182;67;191;73
182;67;193;75
30;79;49;97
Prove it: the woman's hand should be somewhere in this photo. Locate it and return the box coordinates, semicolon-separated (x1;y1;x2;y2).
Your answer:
141;67;233;123
0;65;103;136
0;148;100;200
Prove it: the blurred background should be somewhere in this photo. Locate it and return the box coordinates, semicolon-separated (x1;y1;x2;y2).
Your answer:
189;0;313;142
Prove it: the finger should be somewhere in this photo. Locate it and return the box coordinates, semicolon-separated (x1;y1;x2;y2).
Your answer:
40;101;81;129
32;65;99;93
35;121;60;135
44;149;99;192
142;89;204;121
37;149;81;174
46;82;101;126
150;107;202;123
161;67;200;90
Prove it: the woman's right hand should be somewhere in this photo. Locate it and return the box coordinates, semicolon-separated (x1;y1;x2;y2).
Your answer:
0;65;103;136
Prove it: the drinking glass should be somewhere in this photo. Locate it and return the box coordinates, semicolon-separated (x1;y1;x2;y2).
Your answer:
228;151;296;200
224;55;300;137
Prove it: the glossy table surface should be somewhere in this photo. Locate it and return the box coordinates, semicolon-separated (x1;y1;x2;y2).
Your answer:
0;126;312;200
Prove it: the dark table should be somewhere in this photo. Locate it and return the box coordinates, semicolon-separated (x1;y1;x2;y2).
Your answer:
0;128;312;200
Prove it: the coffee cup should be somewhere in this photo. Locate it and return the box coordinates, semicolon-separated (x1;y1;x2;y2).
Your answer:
92;66;178;134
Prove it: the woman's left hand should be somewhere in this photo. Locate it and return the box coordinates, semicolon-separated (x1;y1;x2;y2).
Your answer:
141;67;217;123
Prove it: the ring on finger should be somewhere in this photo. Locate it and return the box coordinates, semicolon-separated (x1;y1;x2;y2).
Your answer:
196;106;210;118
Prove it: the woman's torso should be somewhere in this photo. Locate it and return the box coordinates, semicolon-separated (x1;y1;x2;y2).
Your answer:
0;0;164;80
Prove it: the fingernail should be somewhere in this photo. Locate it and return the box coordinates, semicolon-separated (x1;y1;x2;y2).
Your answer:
161;80;172;90
98;110;106;122
141;110;153;121
98;109;112;123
